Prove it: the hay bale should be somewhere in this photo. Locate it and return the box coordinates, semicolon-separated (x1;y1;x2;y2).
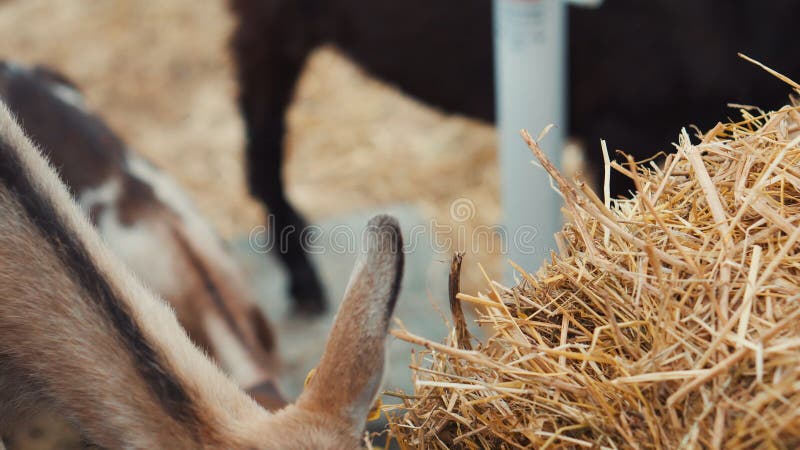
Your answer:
387;81;800;448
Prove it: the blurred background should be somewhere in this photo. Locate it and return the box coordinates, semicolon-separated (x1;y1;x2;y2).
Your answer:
3;0;796;447
0;0;501;251
0;0;505;430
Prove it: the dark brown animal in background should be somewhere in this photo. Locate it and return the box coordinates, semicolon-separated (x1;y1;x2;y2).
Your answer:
0;61;285;411
228;0;800;315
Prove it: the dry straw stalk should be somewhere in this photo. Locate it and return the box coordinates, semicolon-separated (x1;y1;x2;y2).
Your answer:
386;68;800;449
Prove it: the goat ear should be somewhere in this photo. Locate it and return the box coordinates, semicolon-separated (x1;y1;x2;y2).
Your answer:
296;215;403;429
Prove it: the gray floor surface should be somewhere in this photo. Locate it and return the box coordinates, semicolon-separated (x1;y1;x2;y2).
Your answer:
233;204;455;408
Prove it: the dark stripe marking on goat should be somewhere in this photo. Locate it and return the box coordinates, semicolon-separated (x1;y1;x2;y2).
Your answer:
169;228;248;345
0;138;201;430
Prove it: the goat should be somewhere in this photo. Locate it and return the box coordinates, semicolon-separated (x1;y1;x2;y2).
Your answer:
228;0;800;314
0;82;403;447
0;61;285;412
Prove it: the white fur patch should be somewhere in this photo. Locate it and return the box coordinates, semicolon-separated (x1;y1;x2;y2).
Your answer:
125;155;230;262
123;154;250;295
77;178;182;299
77;178;122;211
0;61;87;112
49;83;86;111
96;211;182;300
126;155;204;227
204;313;263;387
1;61;26;76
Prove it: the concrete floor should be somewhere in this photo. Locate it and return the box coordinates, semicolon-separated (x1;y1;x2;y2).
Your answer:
234;204;454;407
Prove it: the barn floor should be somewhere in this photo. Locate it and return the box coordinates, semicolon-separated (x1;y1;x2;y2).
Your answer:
0;0;515;445
234;204;455;400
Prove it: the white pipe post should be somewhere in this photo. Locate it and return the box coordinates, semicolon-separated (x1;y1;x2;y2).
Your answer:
494;0;567;278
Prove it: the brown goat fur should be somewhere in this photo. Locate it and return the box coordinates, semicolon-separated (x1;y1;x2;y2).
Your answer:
0;98;404;448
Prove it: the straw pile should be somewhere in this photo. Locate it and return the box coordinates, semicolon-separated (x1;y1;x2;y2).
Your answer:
387;73;800;448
